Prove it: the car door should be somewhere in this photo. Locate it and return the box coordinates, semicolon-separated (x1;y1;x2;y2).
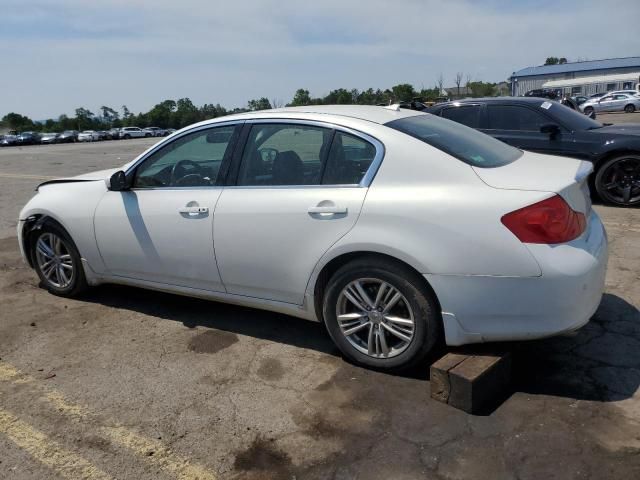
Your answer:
597;95;615;112
480;103;573;156
214;121;380;304
94;123;241;291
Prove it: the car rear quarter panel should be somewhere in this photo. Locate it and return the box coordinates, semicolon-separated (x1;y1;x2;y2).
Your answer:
310;131;547;280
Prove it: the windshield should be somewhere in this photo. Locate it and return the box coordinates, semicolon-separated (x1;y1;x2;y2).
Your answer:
386;114;522;168
544;101;603;130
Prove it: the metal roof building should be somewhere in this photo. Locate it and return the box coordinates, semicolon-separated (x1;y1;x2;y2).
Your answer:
509;56;640;96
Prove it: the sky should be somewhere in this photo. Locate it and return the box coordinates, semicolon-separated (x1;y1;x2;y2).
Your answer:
1;0;639;119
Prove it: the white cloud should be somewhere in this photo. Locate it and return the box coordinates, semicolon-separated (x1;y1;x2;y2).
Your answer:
1;0;638;118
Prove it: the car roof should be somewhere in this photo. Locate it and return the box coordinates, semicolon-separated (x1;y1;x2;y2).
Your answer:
433;97;560;107
207;105;426;126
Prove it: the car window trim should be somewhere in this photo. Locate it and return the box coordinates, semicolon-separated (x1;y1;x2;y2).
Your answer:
225;118;384;188
124;121;244;189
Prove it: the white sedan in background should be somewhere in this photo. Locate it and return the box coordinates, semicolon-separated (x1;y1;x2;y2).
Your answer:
580;93;640;115
119;127;147;139
77;130;100;142
17;106;607;370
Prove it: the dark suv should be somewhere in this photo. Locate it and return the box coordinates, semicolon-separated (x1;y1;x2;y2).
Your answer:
427;97;640;206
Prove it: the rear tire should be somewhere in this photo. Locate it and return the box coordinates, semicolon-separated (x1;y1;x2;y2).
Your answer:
31;222;88;297
584;106;594;116
624;104;636;113
124;134;131;139
322;257;441;370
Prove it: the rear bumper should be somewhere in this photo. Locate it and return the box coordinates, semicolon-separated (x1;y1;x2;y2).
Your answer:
427;211;608;346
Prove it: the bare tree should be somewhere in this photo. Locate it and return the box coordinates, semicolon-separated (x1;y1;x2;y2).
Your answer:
270;98;284;109
436;73;444;96
455;72;463;97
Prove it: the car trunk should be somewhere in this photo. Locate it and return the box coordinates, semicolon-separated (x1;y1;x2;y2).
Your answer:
472;151;593;216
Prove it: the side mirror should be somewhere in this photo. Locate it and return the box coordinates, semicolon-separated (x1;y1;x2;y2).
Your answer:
108;170;128;191
540;124;560;138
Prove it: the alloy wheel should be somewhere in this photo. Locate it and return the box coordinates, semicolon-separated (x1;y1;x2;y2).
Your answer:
600;157;640;205
336;278;415;358
35;232;74;289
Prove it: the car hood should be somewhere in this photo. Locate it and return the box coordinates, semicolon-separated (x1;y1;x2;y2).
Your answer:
36;168;119;190
593;123;640;136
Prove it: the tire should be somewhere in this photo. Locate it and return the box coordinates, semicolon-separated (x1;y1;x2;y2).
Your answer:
595;154;640;206
145;133;152;138
624;104;636;113
124;134;131;139
584;106;594;116
322;257;441;370
31;222;88;297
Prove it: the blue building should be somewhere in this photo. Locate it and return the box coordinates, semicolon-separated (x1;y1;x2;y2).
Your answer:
510;57;640;96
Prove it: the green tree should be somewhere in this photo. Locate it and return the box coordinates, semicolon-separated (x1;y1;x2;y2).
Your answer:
324;88;354;104
468;81;497;97
544;57;567;65
391;84;415;102
289;89;312;106
247;97;272;111
2;112;34;131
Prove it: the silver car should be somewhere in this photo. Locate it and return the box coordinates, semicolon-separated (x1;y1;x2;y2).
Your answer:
580;93;640;115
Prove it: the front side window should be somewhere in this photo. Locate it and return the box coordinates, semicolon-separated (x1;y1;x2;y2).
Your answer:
486;105;549;131
237;124;331;186
386;114;522;168
133;125;238;188
440;105;482;128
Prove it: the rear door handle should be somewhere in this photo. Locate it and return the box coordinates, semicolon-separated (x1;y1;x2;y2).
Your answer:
179;206;209;214
308;206;348;214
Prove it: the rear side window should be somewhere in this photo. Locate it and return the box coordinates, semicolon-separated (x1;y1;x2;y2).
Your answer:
322;132;376;185
440;105;481;128
386;114;522;168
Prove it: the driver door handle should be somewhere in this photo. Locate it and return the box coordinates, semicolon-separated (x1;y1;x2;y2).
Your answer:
179;206;209;214
308;206;348;214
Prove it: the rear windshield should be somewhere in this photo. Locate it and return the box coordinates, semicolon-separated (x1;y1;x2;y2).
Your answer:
386;114;522;168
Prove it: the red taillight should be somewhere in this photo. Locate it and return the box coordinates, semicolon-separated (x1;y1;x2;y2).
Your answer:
501;195;586;244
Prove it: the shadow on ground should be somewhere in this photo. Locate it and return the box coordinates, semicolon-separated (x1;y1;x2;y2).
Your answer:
80;285;640;407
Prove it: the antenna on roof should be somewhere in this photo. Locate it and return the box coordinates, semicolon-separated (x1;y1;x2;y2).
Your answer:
384;104;401;111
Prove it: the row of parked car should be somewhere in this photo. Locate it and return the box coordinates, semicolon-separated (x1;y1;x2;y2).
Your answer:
524;88;640;115
0;126;177;146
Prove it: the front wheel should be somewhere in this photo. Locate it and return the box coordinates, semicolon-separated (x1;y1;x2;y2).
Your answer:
584;106;594;116
31;223;88;297
323;257;441;370
624;104;636;113
595;154;640;206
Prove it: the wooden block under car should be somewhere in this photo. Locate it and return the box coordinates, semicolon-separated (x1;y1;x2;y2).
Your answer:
430;351;512;413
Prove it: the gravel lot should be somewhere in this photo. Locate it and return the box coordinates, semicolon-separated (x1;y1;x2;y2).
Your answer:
0;135;639;479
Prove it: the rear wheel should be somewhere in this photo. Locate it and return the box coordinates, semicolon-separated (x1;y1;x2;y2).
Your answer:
124;134;131;139
323;257;441;370
584;106;594;116
31;223;87;297
595;154;640;206
624;104;636;113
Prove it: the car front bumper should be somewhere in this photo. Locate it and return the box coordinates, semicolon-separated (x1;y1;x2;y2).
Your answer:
427;211;608;346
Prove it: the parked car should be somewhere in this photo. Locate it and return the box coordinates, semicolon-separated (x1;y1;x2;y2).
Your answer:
58;130;79;143
427;97;640;206
108;128;121;140
97;131;109;141
572;96;589;106
119;127;146;139
18;105;607;370
16;131;41;145
165;128;177;136
590;92;607;99
77;130;100;142
143;127;165;137
0;134;18;146
580;93;640;115
40;132;59;144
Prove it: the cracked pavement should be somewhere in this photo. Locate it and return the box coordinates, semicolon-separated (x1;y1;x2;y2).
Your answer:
0;139;639;479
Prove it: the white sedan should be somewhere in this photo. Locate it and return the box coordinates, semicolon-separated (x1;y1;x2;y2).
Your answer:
17;106;607;370
77;130;100;142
